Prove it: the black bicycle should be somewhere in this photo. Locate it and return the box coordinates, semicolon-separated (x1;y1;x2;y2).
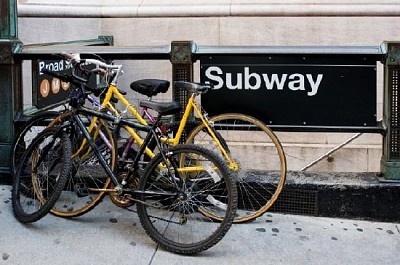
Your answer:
12;59;238;255
12;126;72;223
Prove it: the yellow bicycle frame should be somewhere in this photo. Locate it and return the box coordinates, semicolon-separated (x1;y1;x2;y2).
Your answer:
89;83;238;171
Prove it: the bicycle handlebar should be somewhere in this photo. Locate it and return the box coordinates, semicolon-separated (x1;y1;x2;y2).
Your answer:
60;51;79;64
83;58;121;70
60;52;122;71
41;52;128;101
59;52;124;87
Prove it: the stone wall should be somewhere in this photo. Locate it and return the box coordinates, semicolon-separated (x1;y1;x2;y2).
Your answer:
17;0;400;172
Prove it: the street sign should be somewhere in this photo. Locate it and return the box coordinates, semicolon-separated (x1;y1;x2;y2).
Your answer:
33;59;97;108
200;54;377;128
33;59;72;108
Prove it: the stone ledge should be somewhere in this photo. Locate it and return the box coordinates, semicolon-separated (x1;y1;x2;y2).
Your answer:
17;2;400;17
269;171;400;222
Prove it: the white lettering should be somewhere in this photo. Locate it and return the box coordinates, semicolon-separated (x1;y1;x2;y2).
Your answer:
205;66;223;89
244;67;261;90
307;74;323;96
262;74;287;90
39;61;45;75
288;73;305;91
203;66;323;96
39;60;64;74
65;61;73;69
226;73;242;90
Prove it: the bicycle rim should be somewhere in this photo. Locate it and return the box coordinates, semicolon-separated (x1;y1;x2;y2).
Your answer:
186;113;286;223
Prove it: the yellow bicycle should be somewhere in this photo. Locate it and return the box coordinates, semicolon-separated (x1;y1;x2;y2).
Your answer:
45;52;286;223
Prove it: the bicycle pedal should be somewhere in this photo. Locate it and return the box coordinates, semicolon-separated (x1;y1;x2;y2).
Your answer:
74;183;89;197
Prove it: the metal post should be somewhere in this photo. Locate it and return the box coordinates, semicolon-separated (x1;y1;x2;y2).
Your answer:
0;0;17;39
381;41;400;180
0;0;22;175
170;41;196;142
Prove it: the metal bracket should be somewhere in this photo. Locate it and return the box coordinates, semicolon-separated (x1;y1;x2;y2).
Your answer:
170;41;196;64
383;42;400;65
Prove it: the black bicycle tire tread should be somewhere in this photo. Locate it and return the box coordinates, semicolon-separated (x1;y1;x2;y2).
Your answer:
136;144;237;255
12;128;72;223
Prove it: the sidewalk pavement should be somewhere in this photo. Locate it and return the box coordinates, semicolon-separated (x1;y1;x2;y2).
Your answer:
0;184;399;265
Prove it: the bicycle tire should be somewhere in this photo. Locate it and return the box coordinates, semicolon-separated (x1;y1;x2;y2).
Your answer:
186;113;286;223
49;112;116;218
136;144;237;255
13;111;61;173
12;127;72;223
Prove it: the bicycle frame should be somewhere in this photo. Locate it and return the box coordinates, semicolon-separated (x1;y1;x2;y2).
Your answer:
71;106;152;188
98;83;238;171
53;56;237;171
70;104;210;191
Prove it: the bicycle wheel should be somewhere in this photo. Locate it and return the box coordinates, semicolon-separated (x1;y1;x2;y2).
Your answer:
12;127;72;223
186;113;286;223
13;111;61;173
50;114;116;218
136;144;237;255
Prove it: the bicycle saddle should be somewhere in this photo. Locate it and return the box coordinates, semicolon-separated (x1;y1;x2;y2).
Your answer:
139;100;182;116
130;79;170;97
174;81;211;94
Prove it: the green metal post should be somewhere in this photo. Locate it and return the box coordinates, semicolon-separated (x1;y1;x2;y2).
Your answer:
381;41;400;180
0;0;22;176
170;41;196;142
0;0;17;39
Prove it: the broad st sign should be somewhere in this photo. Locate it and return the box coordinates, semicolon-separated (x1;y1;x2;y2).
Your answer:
200;55;378;128
33;59;72;108
33;59;97;108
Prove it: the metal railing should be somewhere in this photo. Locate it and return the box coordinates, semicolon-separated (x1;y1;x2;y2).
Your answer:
5;37;400;180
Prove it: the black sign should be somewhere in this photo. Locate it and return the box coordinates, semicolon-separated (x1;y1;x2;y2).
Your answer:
33;59;98;108
32;59;73;108
200;55;377;128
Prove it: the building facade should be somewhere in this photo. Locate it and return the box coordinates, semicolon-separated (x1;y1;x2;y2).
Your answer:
17;0;400;172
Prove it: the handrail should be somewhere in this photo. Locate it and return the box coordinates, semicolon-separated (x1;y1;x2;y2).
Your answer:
13;43;171;60
195;45;384;56
12;38;386;133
